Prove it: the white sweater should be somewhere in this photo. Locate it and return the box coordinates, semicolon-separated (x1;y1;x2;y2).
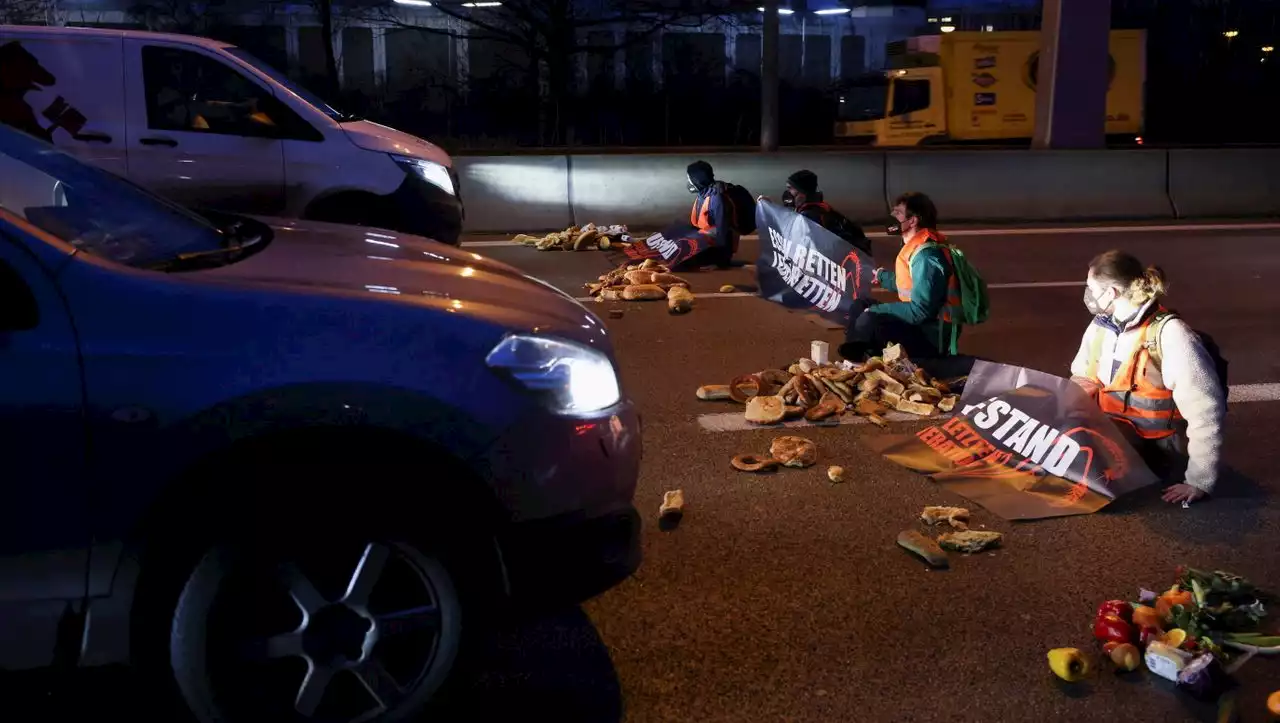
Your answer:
1069;301;1226;493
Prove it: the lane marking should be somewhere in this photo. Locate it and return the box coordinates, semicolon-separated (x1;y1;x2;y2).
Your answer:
463;221;1280;248
697;382;1280;433
573;281;1081;303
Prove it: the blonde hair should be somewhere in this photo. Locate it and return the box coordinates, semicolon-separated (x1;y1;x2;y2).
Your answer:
1089;250;1167;303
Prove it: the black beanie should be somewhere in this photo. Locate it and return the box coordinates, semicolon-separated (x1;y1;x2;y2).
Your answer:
787;169;818;196
686;160;715;190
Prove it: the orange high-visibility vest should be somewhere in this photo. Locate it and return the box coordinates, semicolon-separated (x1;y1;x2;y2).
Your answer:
691;193;713;232
1084;309;1181;440
894;229;961;323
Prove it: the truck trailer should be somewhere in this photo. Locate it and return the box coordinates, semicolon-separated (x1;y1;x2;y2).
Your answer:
833;29;1145;146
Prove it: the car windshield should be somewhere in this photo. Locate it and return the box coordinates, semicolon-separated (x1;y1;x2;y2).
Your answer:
225;47;352;122
0;125;228;269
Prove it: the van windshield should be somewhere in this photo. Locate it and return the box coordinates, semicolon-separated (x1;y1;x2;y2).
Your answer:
0;125;236;269
225;47;356;122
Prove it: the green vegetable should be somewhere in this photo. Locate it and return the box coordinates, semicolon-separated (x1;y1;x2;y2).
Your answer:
1229;636;1280;647
1192;578;1208;607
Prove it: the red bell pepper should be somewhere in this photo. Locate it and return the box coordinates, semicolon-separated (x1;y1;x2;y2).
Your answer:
1097;599;1133;622
1093;614;1133;645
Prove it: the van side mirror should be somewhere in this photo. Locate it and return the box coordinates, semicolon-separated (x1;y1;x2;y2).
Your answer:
0;259;39;331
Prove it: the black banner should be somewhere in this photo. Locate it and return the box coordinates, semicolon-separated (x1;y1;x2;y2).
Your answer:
755;200;874;320
869;361;1159;520
621;221;717;268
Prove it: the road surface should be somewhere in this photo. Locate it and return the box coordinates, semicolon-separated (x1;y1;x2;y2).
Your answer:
469;222;1280;723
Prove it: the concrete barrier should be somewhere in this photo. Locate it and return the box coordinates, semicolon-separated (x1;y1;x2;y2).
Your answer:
568;152;886;229
455;148;1280;235
885;149;1173;222
1168;149;1280;218
455;155;572;233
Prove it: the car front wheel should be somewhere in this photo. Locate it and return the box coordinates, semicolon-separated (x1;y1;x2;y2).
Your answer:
168;536;464;723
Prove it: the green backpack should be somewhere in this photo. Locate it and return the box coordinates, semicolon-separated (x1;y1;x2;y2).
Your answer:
923;241;990;354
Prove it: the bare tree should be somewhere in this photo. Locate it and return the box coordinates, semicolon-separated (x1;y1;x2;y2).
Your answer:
0;0;66;25
376;0;748;145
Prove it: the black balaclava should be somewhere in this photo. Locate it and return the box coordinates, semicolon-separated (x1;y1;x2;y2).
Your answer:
686;160;715;194
784;169;818;207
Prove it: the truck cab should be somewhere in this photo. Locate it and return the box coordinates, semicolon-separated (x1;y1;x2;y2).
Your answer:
835;66;947;146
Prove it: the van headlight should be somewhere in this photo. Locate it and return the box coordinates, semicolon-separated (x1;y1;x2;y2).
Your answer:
391;155;455;196
485;334;621;415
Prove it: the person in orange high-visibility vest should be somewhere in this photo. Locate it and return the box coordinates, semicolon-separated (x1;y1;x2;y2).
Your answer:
838;191;960;362
780;169;871;256
1069;250;1226;505
683;160;738;269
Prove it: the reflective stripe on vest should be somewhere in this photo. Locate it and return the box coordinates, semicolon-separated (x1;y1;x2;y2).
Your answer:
1085;310;1180;440
895;229;961;324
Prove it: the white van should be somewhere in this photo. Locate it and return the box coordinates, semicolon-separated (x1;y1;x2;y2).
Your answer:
0;25;464;244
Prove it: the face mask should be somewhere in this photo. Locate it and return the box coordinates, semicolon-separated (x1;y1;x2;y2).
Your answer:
886;217;903;235
1083;287;1114;316
687;177;699;194
782;189;797;208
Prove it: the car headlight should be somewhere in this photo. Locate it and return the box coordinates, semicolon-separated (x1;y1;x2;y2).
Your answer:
391;154;455;196
485;334;621;415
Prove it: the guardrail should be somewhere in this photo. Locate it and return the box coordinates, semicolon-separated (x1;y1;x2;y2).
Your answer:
455;149;1280;234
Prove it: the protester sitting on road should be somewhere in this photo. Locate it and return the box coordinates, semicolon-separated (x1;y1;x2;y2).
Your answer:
1069;250;1226;505
779;169;871;256
838;191;959;362
684;160;738;269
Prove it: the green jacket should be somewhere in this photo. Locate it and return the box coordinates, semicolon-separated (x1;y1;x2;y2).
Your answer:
872;243;959;353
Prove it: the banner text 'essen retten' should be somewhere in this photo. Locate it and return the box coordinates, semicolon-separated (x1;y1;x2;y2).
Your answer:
767;226;847;312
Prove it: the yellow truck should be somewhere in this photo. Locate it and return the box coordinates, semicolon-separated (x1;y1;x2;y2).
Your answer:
833;30;1145;146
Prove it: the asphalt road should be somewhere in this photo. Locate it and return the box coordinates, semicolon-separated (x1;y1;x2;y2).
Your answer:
469;224;1280;723
7;224;1279;722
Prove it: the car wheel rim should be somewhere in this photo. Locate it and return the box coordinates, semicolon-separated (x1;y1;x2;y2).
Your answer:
199;540;461;723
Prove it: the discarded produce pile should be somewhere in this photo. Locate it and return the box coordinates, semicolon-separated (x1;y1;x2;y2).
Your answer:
1049;566;1276;704
697;343;961;426
896;506;1004;569
512;223;631;251
586;259;695;314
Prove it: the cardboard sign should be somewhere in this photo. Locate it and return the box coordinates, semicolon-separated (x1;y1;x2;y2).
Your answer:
756;200;874;321
869;361;1159;520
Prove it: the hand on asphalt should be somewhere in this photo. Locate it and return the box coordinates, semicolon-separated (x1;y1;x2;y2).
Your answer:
1162;483;1205;504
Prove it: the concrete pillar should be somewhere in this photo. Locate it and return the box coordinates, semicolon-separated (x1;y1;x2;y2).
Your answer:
615;29;625;91
761;0;780;151
1032;0;1112;149
371;26;387;91
284;24;301;77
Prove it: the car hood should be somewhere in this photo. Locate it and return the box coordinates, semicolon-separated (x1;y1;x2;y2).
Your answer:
341;120;452;167
198;218;607;345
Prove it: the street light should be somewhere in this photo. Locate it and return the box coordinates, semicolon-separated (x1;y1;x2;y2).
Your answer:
393;0;433;5
756;7;796;14
1224;30;1239;38
940;25;956;33
1264;45;1275;52
814;8;849;15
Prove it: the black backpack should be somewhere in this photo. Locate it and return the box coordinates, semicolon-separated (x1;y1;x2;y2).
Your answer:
1148;311;1230;402
719;182;757;235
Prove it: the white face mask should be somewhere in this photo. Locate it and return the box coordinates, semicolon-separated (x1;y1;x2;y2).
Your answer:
1083;284;1117;317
